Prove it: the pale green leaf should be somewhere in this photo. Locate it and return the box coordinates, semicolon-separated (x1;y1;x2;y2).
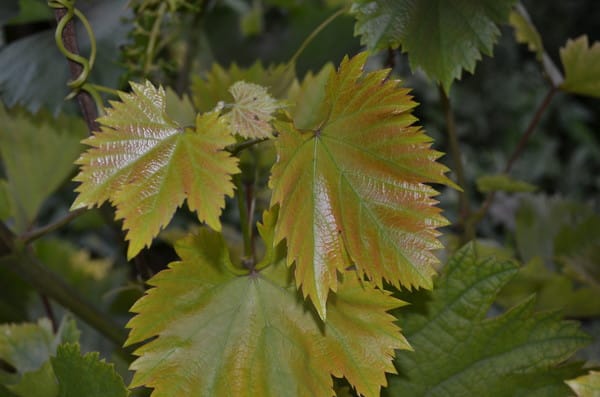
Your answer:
126;223;408;397
226;81;279;138
476;173;537;193
192;62;295;112
384;243;591;396
164;88;196;127
560;35;600;98
270;52;454;318
0;105;86;232
351;0;517;92
51;343;128;397
567;371;600;397
72;81;239;258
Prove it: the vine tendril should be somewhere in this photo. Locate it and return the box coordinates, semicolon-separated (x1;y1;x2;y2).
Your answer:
48;0;105;113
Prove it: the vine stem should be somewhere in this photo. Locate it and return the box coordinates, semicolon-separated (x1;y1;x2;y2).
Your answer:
289;6;348;65
20;208;87;245
439;87;472;241
144;1;167;76
468;86;558;228
53;7;99;132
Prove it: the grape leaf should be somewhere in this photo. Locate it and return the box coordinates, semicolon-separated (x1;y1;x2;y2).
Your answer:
384;243;591;396
567;371;600;397
287;63;334;130
0;105;86;232
351;0;517;92
192;62;295;112
225;81;279;138
126;210;408;397
270;52;454;318
71;81;239;258
50;343;127;397
0;316;79;393
497;258;600;318
560;35;600;98
8;361;57;397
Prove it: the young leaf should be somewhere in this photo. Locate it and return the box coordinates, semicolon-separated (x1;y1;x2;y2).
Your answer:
126;220;408;397
566;371;600;397
351;0;517;92
72;81;239;258
192;62;295;112
50;343;128;397
225;81;279;138
384;243;591;396
270;52;454;318
287;63;334;130
560;35;600;98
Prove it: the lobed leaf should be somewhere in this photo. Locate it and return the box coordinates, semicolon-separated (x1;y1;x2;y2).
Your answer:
192;62;295;112
72;81;239;258
226;81;279;138
51;343;128;397
0;105;86;233
560;35;600;98
384;243;591;396
351;0;517;92
126;211;408;397
270;52;454;318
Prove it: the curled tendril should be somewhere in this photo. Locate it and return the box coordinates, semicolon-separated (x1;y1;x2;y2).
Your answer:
48;0;104;112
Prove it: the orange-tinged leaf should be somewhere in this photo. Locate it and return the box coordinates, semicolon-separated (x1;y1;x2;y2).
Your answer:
270;52;454;318
226;81;279;138
72;81;239;258
126;212;409;397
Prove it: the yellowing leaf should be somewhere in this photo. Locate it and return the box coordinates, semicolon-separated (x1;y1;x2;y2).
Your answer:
560;35;600;98
270;52;454;318
226;81;279;138
72;81;239;258
126;223;408;397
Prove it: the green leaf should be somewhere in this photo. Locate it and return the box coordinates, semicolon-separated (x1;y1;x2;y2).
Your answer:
50;343;128;397
0;317;79;383
126;223;408;397
225;81;279;138
0;105;86;232
287;63;334;130
270;52;454;318
560;35;600;98
385;243;591;396
555;214;600;287
567;371;600;397
476;173;537;193
192;62;295;112
497;258;600;318
72;81;239;258
8;361;57;397
0;181;11;222
351;0;517;92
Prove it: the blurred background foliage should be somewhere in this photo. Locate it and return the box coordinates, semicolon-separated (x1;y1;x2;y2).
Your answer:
0;0;598;384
